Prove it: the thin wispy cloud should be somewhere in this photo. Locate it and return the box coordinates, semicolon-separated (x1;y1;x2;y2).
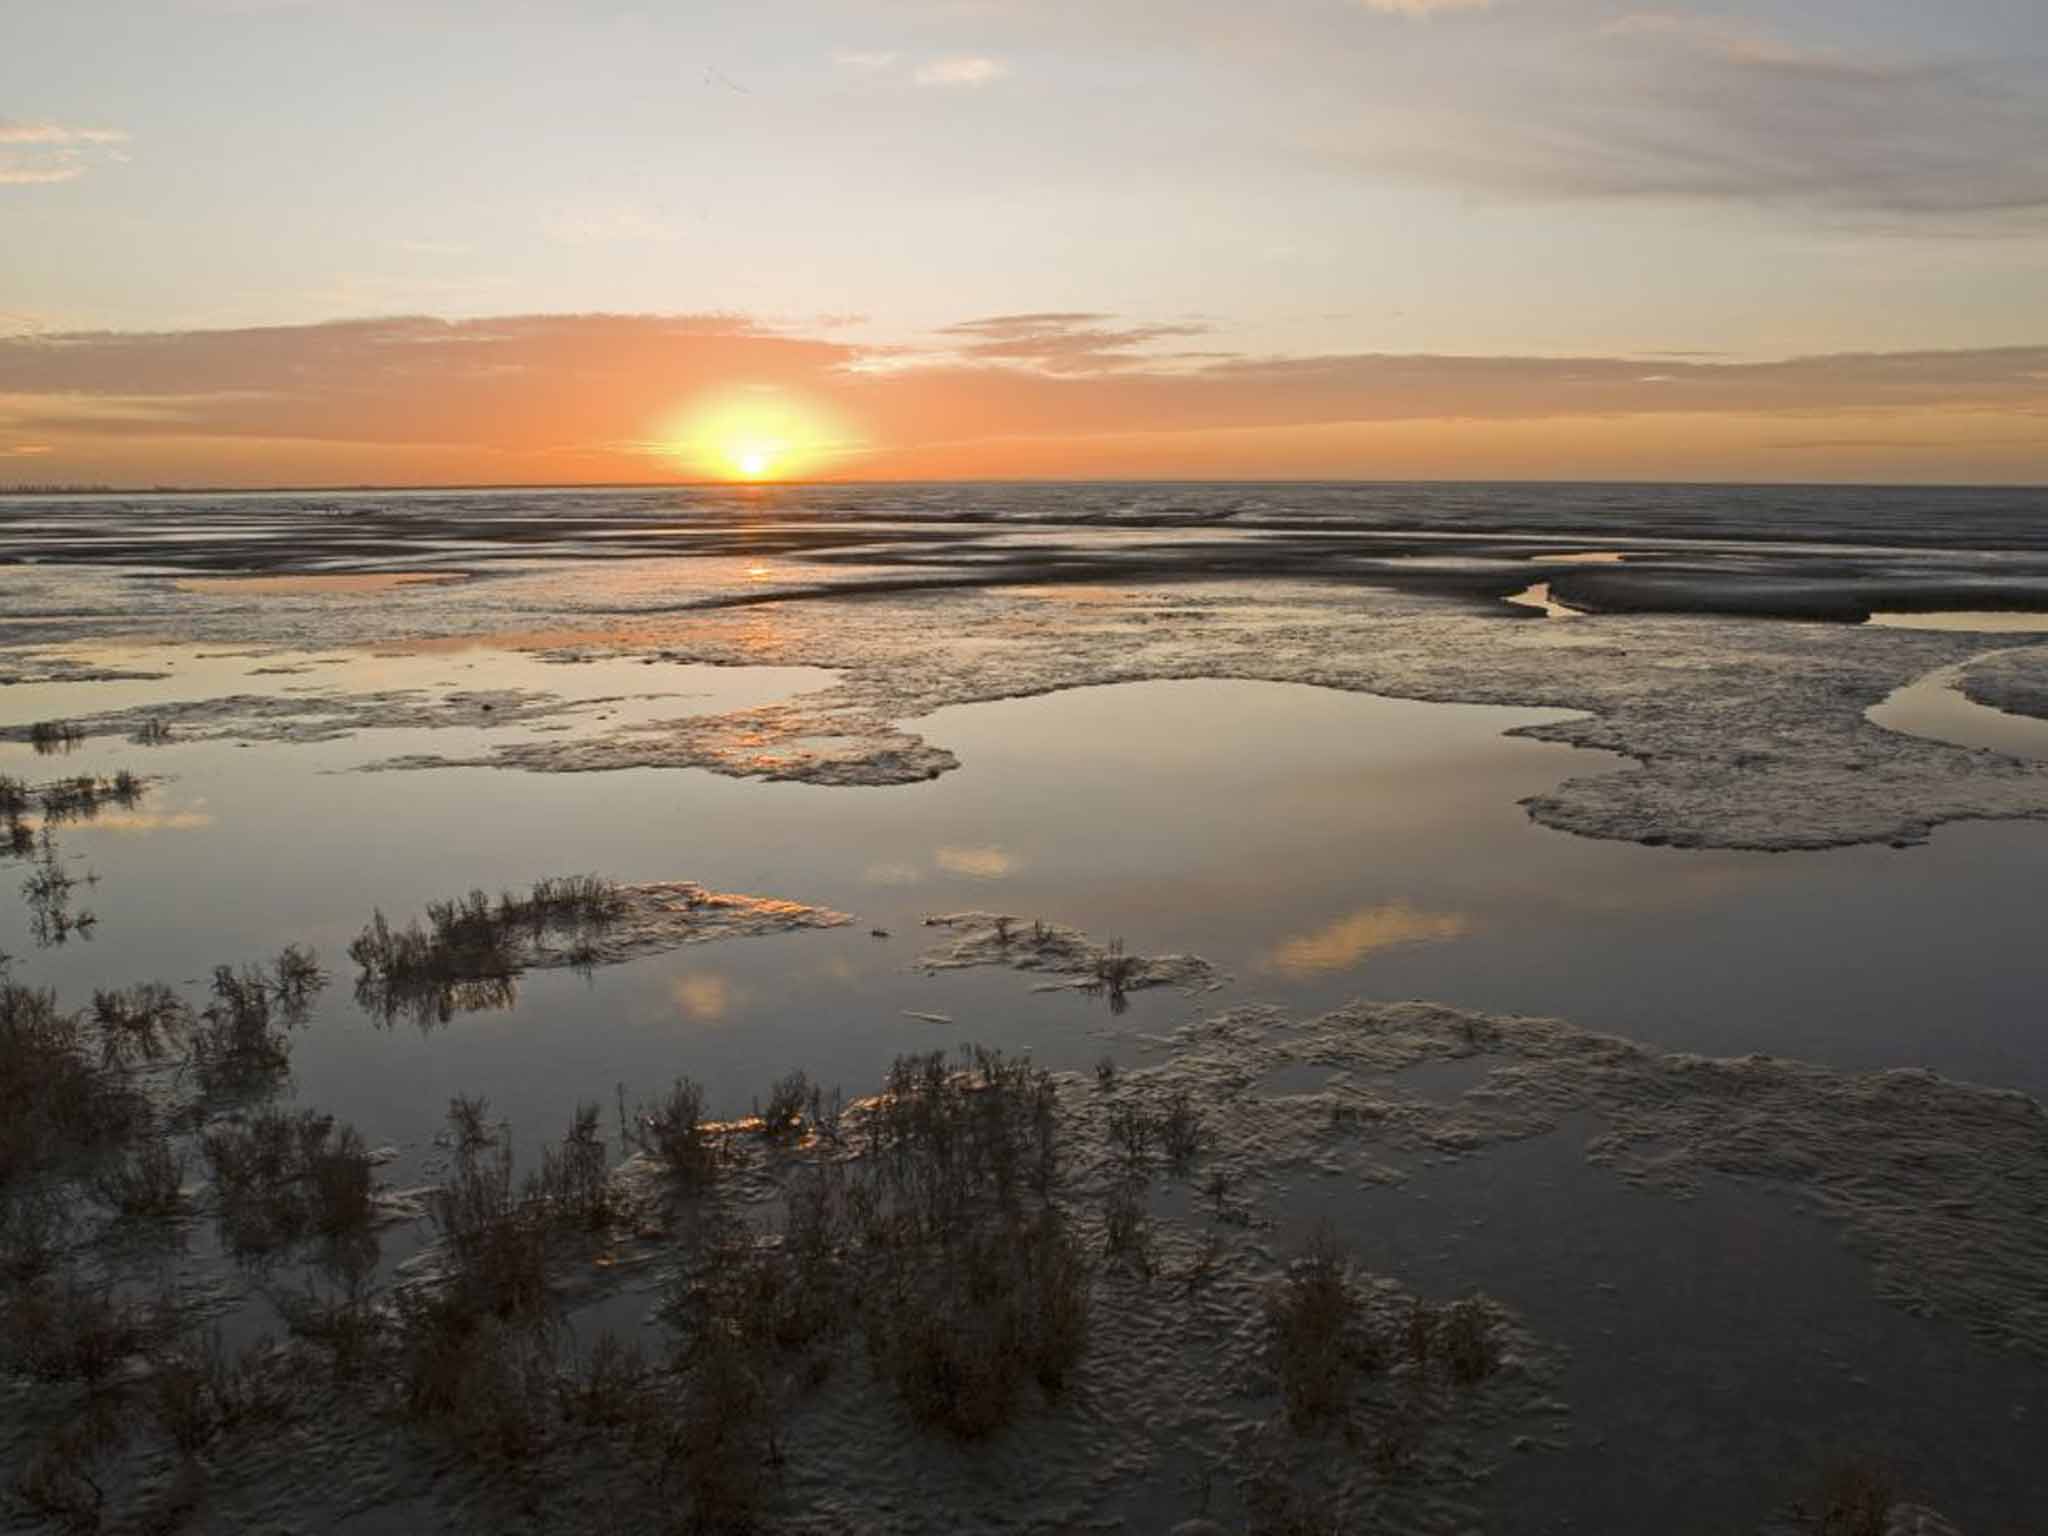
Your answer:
0;116;129;186
0;119;128;146
1360;16;2048;224
936;312;1218;373
916;56;1008;87
833;50;899;71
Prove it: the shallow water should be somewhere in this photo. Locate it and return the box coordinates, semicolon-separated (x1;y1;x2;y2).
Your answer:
7;563;2048;1526
1869;654;2048;762
1868;610;2048;633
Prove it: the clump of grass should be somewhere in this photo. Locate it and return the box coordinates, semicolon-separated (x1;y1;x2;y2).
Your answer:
91;982;190;1070
12;1392;126;1533
755;1069;811;1141
1439;1294;1500;1385
1157;1088;1203;1170
1106;1097;1153;1168
1094;1054;1116;1090
530;1102;619;1231
1265;1223;1377;1432
27;719;85;754
129;717;174;747
146;1327;277;1452
89;1134;187;1221
349;876;625;1026
188;950;325;1096
201;1106;374;1255
0;981;148;1185
22;848;92;946
625;1076;721;1190
1101;1180;1155;1278
447;1092;494;1152
35;771;142;825
863;1204;1091;1439
0;774;28;821
1085;937;1142;1012
0;1277;157;1385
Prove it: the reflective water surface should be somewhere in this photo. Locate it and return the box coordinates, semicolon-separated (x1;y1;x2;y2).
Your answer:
6;647;2048;1529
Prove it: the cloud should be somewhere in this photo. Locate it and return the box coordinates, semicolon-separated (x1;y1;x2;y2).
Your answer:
935;312;1217;373
0;161;83;186
833;50;899;71
915;56;1007;86
0;119;128;146
0;117;129;187
3;313;2047;483
1357;16;2048;223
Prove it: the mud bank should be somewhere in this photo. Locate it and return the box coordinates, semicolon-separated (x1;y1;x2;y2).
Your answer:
1150;998;2048;1364
1959;646;2048;722
348;581;2048;853
915;911;1226;999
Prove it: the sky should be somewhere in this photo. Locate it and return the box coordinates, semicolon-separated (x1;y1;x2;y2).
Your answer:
3;0;2046;486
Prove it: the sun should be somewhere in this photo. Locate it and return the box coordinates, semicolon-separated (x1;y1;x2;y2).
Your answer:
660;390;848;483
732;445;777;480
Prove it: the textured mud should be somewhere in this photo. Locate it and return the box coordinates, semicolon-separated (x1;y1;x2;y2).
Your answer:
345;583;2048;853
1960;646;2048;722
0;683;659;748
9;493;2048;850
1151;999;2048;1364
915;911;1226;998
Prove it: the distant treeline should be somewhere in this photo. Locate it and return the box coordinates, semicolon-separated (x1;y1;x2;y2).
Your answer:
0;484;120;495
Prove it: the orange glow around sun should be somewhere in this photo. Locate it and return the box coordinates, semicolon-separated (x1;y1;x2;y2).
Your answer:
659;390;848;482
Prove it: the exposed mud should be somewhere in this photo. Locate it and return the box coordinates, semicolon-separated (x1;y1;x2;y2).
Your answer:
1152;998;2048;1364
342;582;2048;853
1959;645;2048;722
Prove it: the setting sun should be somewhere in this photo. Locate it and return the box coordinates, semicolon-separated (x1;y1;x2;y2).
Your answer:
662;389;847;482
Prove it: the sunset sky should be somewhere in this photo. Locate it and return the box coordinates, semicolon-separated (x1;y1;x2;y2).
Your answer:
5;0;2046;485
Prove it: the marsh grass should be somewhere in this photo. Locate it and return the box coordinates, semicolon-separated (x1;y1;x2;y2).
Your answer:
12;1391;126;1534
755;1070;811;1141
1;981;149;1185
187;948;326;1097
350;875;625;1026
146;1326;277;1452
1266;1223;1378;1433
34;771;142;826
1439;1294;1499;1386
89;1135;187;1222
128;718;173;747
91;983;190;1071
624;1077;721;1190
27;720;85;755
0;1277;160;1386
201;1107;373;1255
